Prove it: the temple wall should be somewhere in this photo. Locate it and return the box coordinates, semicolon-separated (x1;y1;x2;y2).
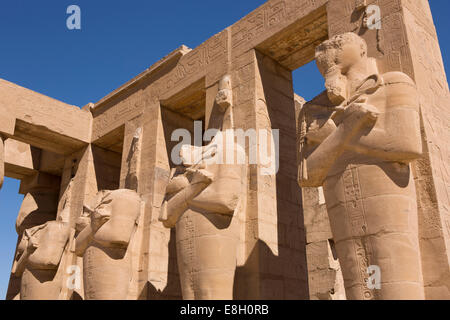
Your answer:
3;0;449;300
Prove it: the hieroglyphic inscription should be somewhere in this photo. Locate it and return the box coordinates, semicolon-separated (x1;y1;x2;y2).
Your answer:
232;1;286;50
93;31;228;137
342;167;366;238
93;92;147;140
342;167;374;299
207;32;228;62
180;213;196;295
231;0;327;52
160;31;228;94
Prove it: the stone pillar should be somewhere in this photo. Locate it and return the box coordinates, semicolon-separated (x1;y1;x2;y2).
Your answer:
116;115;144;299
133;101;183;300
303;186;346;300
231;48;308;299
294;94;345;300
0;113;16;189
401;0;450;300
57;145;100;300
326;0;450;299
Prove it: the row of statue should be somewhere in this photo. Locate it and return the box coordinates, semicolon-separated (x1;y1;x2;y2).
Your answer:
9;33;425;300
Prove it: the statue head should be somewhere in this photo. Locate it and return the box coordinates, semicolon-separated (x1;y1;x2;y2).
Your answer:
315;33;368;104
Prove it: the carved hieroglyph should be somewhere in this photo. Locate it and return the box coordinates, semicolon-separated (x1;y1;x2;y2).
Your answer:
159;76;247;300
12;207;70;300
298;33;424;300
75;189;141;300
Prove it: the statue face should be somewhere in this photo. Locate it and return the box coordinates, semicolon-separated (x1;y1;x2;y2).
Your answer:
317;42;365;105
323;66;348;105
335;43;363;74
316;51;349;105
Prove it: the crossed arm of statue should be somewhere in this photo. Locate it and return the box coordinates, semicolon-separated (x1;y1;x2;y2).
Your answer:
75;190;142;256
75;205;111;257
346;73;422;162
12;225;44;276
159;138;244;228
299;74;422;188
159;165;214;229
12;221;70;276
299;99;379;187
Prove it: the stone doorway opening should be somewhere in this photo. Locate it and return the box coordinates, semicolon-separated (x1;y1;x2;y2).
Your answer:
160;77;207;169
91;125;124;191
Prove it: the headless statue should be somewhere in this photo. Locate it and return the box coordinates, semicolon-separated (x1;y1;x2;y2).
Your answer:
12;208;70;300
159;75;246;300
75;189;141;300
298;33;424;299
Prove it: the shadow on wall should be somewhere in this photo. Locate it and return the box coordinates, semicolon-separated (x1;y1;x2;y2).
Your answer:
144;239;308;300
146;228;182;300
233;239;309;300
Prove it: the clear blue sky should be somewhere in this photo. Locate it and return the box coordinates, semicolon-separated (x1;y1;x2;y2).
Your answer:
0;0;448;299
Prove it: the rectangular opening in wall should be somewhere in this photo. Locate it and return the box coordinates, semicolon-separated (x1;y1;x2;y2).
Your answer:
256;5;328;72
160;78;206;169
91;125;124;190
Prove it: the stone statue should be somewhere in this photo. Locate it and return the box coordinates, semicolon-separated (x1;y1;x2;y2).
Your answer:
12;207;71;300
159;75;246;300
298;33;424;299
75;189;141;300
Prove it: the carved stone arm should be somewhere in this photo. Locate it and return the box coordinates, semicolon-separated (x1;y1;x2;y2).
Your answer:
12;235;34;277
187;166;243;215
346;109;422;163
299;102;379;187
159;169;213;228
12;248;31;277
12;226;43;276
346;73;422;162
75;224;94;257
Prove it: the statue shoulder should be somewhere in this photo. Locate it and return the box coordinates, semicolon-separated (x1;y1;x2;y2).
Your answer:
381;71;419;110
382;71;416;87
42;221;70;240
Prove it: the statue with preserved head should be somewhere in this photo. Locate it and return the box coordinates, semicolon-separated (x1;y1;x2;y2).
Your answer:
298;33;424;299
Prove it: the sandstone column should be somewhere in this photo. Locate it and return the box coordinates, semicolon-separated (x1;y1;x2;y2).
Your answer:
327;0;450;300
231;48;308;299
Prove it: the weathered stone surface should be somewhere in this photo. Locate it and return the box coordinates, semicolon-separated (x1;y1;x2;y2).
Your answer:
2;0;449;301
75;189;142;300
159;78;247;300
327;0;450;300
299;33;425;299
0;79;91;155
